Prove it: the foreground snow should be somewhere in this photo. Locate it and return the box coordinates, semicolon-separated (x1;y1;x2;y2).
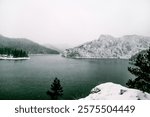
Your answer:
81;82;150;100
0;57;30;60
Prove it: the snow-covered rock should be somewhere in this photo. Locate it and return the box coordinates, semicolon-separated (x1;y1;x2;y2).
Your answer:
81;82;150;100
63;35;150;59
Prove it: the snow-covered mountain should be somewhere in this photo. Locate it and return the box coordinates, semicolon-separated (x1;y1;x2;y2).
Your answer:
81;82;150;100
62;35;150;59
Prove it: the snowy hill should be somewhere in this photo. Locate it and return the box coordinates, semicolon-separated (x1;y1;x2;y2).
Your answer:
62;35;150;59
81;82;150;100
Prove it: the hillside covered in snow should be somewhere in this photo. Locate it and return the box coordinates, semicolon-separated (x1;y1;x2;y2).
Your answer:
62;35;150;59
81;82;150;100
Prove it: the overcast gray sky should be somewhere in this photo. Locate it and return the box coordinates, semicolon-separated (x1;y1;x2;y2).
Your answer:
0;0;150;46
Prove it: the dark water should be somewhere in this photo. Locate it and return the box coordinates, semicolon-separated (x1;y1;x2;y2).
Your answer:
0;55;132;100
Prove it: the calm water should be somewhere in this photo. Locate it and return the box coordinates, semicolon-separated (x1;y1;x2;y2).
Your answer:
0;55;132;100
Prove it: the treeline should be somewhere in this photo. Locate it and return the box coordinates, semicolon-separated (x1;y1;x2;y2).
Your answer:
0;47;28;57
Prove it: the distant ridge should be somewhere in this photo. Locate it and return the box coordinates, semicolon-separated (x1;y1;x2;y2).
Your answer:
0;35;59;54
44;43;73;52
62;35;150;59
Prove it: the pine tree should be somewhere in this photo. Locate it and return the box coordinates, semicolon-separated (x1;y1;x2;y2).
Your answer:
47;77;63;100
0;47;28;57
126;47;150;93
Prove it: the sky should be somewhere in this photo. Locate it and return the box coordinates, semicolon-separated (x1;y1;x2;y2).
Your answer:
0;0;150;46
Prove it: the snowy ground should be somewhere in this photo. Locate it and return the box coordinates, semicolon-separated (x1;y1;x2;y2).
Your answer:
0;57;30;60
81;82;150;100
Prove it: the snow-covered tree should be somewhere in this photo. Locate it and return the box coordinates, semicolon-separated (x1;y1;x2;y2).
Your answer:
126;48;150;93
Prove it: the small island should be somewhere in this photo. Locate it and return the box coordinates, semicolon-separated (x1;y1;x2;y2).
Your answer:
0;47;30;60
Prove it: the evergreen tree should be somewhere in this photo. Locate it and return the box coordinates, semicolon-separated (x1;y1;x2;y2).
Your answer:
126;47;150;93
47;77;63;100
0;47;28;58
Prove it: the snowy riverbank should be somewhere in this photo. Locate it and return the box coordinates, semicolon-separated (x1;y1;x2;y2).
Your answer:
0;56;30;60
81;82;150;100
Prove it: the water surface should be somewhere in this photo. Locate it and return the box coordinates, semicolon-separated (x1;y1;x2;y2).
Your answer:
0;55;132;99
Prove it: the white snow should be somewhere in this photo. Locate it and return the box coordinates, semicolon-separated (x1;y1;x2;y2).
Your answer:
81;82;150;100
63;35;150;59
0;56;30;60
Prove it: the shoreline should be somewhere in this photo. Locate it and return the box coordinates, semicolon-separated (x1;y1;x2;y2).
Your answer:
0;57;30;60
61;56;129;60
